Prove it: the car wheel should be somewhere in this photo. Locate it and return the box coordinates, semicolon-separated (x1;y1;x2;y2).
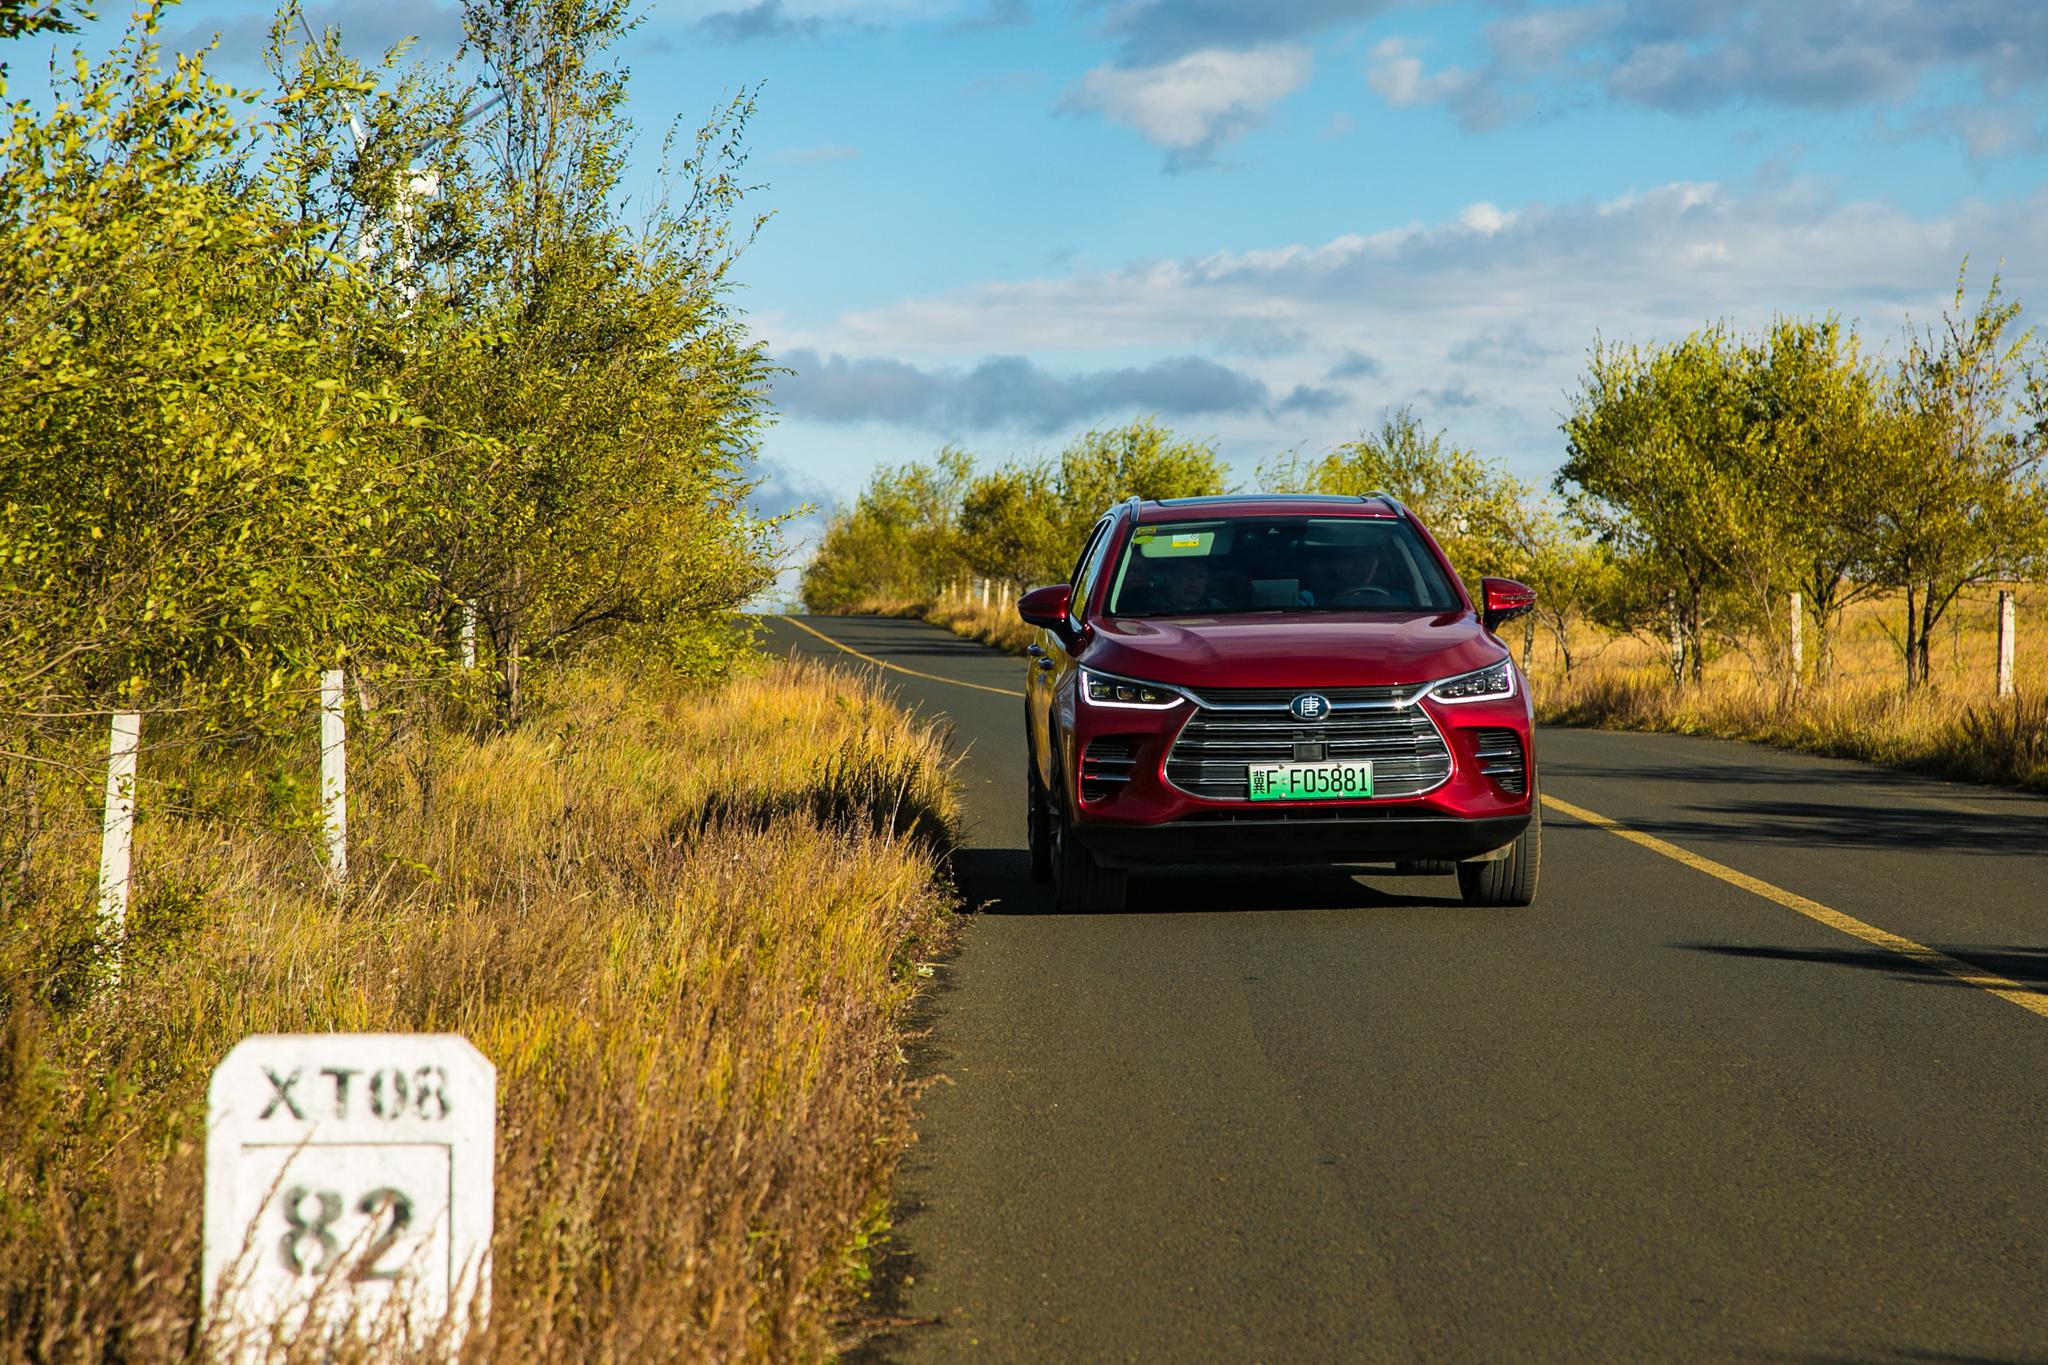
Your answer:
1027;764;1054;885
1457;799;1540;907
1396;859;1459;876
1052;803;1127;913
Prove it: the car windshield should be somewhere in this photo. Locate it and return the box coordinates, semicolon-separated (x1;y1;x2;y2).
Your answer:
1105;516;1462;617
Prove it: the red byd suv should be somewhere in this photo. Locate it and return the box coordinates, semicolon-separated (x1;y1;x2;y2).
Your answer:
1019;493;1540;912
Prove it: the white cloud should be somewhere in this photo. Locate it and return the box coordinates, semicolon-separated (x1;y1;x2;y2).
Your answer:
1064;44;1312;162
1366;37;1474;109
804;179;2048;480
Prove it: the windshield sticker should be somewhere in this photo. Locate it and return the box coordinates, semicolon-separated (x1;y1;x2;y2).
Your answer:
1140;530;1216;558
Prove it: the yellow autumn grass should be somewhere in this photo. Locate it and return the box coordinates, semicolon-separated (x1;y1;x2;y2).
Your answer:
0;657;959;1362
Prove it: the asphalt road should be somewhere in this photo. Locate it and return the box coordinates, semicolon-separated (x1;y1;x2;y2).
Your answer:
760;614;2048;1364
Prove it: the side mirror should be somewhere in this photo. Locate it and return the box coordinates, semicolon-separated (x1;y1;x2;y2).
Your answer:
1017;583;1073;631
1480;577;1536;635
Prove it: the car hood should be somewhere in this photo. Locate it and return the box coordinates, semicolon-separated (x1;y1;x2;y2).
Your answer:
1084;611;1509;690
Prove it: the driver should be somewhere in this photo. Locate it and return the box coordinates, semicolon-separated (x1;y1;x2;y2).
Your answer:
1306;545;1388;607
1151;554;1215;613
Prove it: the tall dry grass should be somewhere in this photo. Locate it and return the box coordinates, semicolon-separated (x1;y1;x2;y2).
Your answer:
0;658;958;1362
1524;584;2048;792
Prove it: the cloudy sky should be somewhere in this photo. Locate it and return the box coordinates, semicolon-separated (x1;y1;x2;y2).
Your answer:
19;0;2048;567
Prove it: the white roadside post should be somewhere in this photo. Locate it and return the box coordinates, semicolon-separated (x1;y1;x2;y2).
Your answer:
1790;591;1804;685
96;710;142;983
204;1034;495;1354
1997;589;2016;698
1667;589;1684;685
320;670;347;886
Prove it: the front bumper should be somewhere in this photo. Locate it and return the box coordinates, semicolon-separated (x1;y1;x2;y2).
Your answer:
1079;811;1531;869
1062;685;1535;869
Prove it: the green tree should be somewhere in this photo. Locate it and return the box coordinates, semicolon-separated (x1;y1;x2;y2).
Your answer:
0;5;431;729
1866;272;2048;688
1266;407;1532;587
1054;418;1228;546
1732;318;1895;682
1557;331;1758;685
273;0;781;721
958;462;1066;587
800;450;974;610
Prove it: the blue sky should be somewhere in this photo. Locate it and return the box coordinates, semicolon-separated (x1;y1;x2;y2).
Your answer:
17;0;2048;577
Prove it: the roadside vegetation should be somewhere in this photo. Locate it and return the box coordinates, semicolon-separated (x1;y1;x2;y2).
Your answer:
1;3;967;1360
0;658;959;1360
801;287;2048;793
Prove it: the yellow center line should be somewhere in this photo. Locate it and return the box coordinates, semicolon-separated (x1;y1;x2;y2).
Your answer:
777;615;2041;1020
773;614;1028;699
1541;793;2048;1021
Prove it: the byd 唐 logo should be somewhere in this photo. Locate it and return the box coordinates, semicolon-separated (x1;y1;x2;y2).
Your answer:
1289;693;1330;722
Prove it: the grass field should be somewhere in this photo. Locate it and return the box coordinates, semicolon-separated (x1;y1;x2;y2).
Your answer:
840;583;2048;793
0;657;959;1361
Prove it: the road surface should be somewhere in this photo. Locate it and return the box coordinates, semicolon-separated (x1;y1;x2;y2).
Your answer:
762;613;2048;1364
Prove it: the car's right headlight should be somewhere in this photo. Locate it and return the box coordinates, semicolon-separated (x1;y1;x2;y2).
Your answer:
1081;668;1183;707
1426;659;1515;704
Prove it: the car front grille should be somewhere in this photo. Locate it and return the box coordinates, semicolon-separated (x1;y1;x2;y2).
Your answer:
1165;700;1451;801
1473;727;1526;795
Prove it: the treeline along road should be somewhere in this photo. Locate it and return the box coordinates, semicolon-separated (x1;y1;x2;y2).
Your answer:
768;612;2048;1364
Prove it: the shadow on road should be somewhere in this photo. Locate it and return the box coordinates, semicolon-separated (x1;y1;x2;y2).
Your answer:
1545;759;2048;857
1677;941;2048;991
952;847;1467;916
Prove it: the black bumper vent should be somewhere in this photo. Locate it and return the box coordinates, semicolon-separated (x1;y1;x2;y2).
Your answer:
1473;728;1525;795
1081;735;1141;803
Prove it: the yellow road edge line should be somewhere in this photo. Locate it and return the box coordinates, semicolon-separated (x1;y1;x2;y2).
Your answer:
1540;793;2048;1021
774;614;1028;699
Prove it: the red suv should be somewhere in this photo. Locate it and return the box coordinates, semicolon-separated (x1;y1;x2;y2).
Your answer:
1019;494;1540;912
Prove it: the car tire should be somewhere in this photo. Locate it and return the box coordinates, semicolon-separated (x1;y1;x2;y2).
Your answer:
1027;764;1054;885
1052;803;1127;913
1396;859;1459;876
1457;799;1540;907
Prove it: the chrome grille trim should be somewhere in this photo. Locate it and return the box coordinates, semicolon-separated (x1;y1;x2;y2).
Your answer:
1165;699;1452;801
1181;682;1431;712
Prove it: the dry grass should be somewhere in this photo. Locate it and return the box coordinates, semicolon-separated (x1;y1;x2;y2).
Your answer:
0;658;960;1362
1526;584;2048;792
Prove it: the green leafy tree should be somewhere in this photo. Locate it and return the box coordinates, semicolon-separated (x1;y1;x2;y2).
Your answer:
958;462;1066;587
1865;272;2048;688
800;450;974;610
1054;419;1228;546
0;5;431;729
1557;332;1759;684
1266;407;1532;587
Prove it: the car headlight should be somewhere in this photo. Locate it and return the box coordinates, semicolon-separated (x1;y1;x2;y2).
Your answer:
1081;669;1183;707
1427;659;1515;704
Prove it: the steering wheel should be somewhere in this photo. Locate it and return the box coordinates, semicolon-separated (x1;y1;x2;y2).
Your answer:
1329;585;1397;606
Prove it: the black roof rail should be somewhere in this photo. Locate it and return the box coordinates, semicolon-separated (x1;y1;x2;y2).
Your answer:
1362;489;1410;520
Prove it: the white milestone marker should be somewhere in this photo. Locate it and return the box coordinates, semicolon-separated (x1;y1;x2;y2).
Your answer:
204;1035;495;1354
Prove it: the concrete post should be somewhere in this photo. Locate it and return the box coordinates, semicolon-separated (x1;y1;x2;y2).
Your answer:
1668;589;1684;685
1997;590;2016;698
1790;591;1803;685
321;670;348;885
97;710;141;981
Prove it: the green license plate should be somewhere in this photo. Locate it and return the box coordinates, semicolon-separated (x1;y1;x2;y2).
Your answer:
1247;760;1374;801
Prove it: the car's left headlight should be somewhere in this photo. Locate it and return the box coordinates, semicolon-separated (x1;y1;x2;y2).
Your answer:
1426;659;1515;704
